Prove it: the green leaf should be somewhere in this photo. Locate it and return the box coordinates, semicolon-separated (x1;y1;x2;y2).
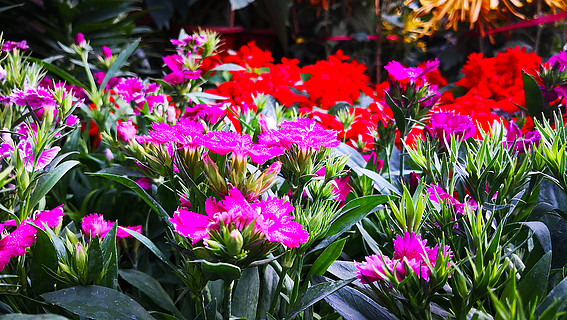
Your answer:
518;251;551;306
232;267;260;319
86;237;104;283
285;278;355;319
386;93;406;137
352;167;400;196
99;39;140;91
211;63;246;72
88;172;173;228
119;269;184;319
312;275;397;320
523;71;545;120
535;276;567;316
308;238;347;278
41;285;154;320
121;228;179;274
327;195;390;237
28;160;79;211
0;315;68;320
30;227;58;295
25;57;86;89
309;195;389;255
100;224;118;289
201;261;241;282
335;143;367;170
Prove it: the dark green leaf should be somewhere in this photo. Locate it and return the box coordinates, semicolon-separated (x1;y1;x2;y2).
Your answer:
119;269;184;319
100;39;140;91
30;227;58;295
352;167;400;196
523;71;545;120
535;276;567;316
86;236;104;283
0;315;68;320
28;160;79;211
284;278;355;319
335;143;367;170
201;261;241;282
232;267;259;319
41;285;154;320
312;275;397;320
88;172;173;227
100;224;118;289
518;251;551;305
309;195;389;255
121;228;179;274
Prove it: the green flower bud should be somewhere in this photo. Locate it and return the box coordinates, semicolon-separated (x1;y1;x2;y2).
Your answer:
227;230;244;257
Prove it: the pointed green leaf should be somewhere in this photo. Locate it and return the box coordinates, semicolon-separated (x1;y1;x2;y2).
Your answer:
523;71;545;120
28;160;79;211
100;224;118;289
88;172;173;227
285;278;355;319
119;269;184;319
100;39;140;91
201;261;241;282
30;227;58;295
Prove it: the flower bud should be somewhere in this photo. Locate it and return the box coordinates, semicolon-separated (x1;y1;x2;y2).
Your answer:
203;154;227;196
75;243;87;270
227;230;244;257
102;46;112;61
74;33;86;47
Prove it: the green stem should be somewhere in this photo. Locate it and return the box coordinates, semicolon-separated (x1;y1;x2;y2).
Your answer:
269;266;290;315
223;280;234;320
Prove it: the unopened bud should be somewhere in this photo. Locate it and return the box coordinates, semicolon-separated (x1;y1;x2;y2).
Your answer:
227;230;244;257
74;33;86;47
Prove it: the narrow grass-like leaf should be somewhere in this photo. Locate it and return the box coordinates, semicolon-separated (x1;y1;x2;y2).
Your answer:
100;39;140;91
28;160;79;213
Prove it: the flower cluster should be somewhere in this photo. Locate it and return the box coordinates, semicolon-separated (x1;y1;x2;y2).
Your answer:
356;232;451;283
170;188;308;262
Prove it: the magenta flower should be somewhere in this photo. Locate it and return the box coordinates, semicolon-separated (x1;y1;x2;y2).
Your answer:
117;120;137;142
385;59;439;83
504;122;541;153
16;138;60;172
114;78;165;114
184;103;225;123
0;223;36;271
427;184;478;215
162;54;201;85
549;51;567;71
65;114;80;127
356;232;450;283
259;118;340;151
74;33;86;46
148;119;204;150
425;112;476;143
1;40;29;51
9;87;58;112
102;46;112;60
0;205;65;271
170;188;308;248
202;131;285;164
81;213;142;239
93;72;119;89
136;177;152;190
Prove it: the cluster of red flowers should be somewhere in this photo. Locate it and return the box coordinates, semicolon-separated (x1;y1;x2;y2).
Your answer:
204;43;553;151
437;47;542;134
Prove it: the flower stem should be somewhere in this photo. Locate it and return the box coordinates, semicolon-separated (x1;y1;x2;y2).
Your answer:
269;266;289;315
223;280;234;320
